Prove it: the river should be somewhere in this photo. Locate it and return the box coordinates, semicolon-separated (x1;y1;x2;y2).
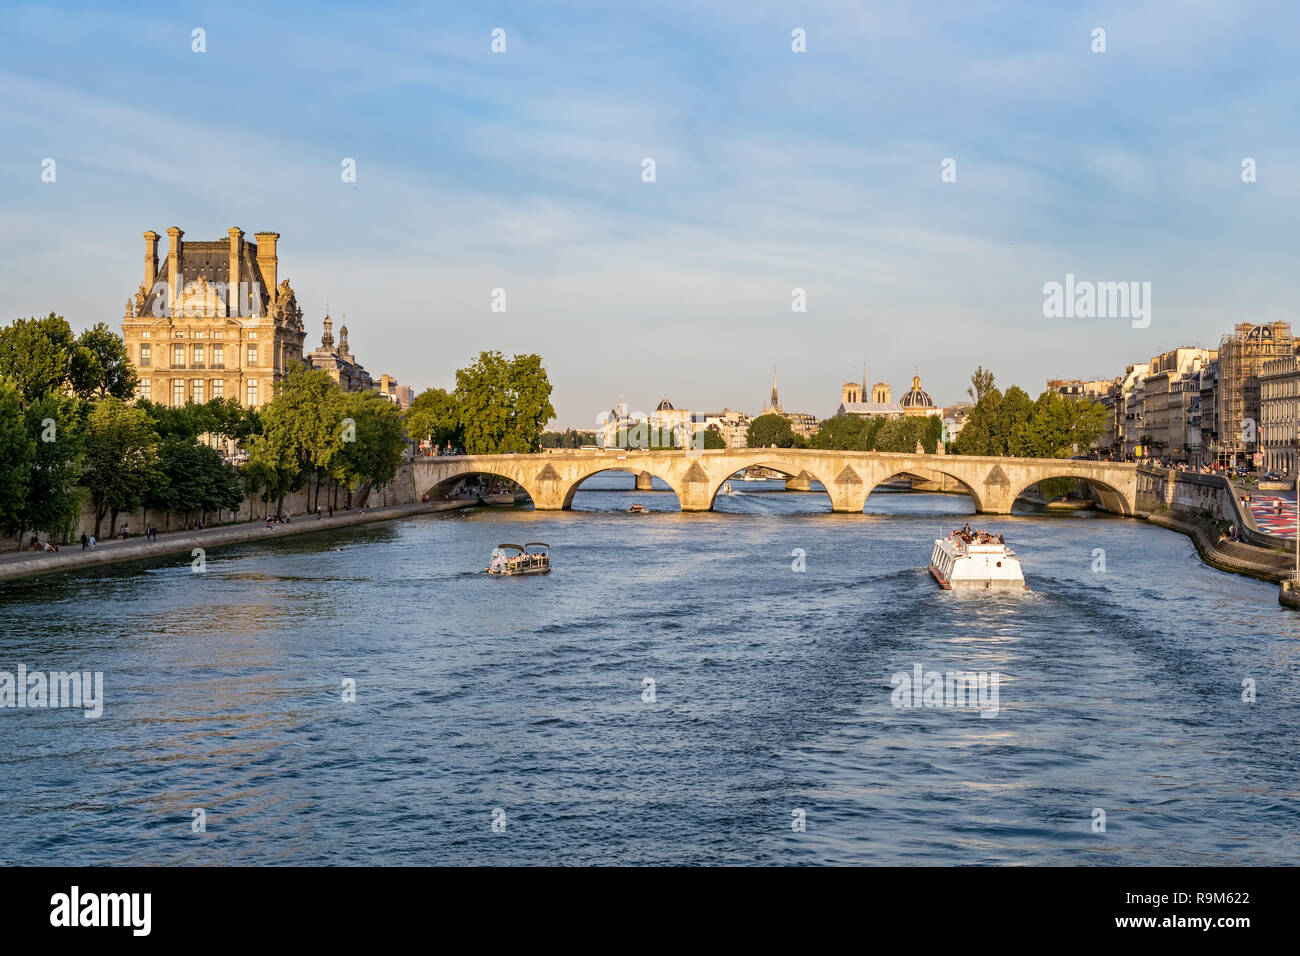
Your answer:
2;473;1297;865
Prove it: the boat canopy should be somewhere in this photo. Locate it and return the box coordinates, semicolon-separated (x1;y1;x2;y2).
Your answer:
496;544;526;552
522;542;550;551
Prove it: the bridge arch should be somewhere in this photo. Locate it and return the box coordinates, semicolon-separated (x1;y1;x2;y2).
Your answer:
705;457;836;510
561;465;682;510
1007;471;1134;516
420;466;542;508
864;468;985;512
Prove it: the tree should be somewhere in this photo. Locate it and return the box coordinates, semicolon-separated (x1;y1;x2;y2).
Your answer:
967;366;996;404
0;379;35;538
71;322;138;399
746;413;796;448
0;314;77;407
247;364;342;515
334;391;408;507
1013;391;1109;459
454;351;556;454
84;398;163;539
922;413;943;454
149;437;243;525
953;389;1002;456
406;387;461;449
995;386;1035;456
701;428;727;450
19;391;84;542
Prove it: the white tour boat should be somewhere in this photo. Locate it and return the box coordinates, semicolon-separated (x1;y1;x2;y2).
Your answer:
929;530;1026;590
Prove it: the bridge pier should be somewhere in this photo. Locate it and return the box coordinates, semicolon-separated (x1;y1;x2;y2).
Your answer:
635;471;653;491
784;470;812;491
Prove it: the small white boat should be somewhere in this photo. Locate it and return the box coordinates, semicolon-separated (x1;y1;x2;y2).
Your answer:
929;531;1026;590
722;482;735;495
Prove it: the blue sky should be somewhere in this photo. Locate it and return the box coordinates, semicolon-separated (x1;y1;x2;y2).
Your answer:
2;0;1298;426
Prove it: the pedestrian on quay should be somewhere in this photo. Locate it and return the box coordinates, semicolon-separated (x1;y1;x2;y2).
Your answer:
88;535;96;550
80;532;89;551
317;506;322;520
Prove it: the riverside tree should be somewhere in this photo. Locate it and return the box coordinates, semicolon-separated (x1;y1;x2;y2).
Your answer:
332;390;408;508
405;387;461;450
18;392;85;543
454;351;555;454
746;413;796;448
0;379;35;539
148;437;243;526
84;398;163;539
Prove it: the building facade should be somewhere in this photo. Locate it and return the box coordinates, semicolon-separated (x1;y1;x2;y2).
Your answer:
1140;348;1215;462
1216;322;1294;467
1046;378;1113;400
761;371;819;438
122;227;306;409
1260;355;1300;474
305;314;375;392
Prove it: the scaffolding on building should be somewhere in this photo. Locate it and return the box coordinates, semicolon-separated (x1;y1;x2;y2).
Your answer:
1216;321;1293;466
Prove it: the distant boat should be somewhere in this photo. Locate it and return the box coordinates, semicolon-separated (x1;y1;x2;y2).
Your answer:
721;482;735;495
929;530;1026;590
486;543;551;576
734;469;765;482
628;503;646;513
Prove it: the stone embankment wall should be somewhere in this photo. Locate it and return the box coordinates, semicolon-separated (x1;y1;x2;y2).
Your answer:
18;462;419;550
1135;466;1296;582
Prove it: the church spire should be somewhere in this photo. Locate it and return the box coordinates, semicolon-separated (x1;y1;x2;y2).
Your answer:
770;366;779;412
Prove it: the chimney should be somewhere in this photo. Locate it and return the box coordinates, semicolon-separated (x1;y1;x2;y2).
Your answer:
166;226;184;312
227;227;244;314
254;231;279;296
143;231;159;291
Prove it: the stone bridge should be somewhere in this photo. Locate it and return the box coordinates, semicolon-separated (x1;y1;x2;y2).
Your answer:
410;449;1138;515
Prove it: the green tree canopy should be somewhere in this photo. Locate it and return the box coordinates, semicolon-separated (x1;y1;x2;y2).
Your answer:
0;314;77;406
746;413;796;448
71;322;138;400
454;351;556;454
19;391;85;540
0;379;35;537
406;387;461;448
967;365;996;403
84;397;163;538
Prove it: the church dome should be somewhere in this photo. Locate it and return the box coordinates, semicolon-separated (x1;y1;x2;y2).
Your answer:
656;398;674;411
900;374;934;408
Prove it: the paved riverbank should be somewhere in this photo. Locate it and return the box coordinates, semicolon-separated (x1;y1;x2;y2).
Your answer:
0;500;480;584
1147;511;1295;583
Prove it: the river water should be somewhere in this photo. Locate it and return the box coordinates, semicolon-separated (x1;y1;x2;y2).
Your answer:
2;474;1297;865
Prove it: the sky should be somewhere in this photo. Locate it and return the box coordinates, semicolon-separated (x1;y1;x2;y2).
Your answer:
2;0;1298;427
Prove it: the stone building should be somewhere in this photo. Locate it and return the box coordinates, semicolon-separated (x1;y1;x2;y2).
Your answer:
1141;347;1215;463
122;227;306;409
1260;355;1300;474
650;398;695;446
305;314;375;392
1198;361;1220;463
1046;378;1113;400
699;408;751;448
899;374;940;418
838;372;903;418
1216;322;1294;467
760;370;819;438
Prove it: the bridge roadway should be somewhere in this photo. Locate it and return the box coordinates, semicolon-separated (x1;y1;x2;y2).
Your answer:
410;449;1138;515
